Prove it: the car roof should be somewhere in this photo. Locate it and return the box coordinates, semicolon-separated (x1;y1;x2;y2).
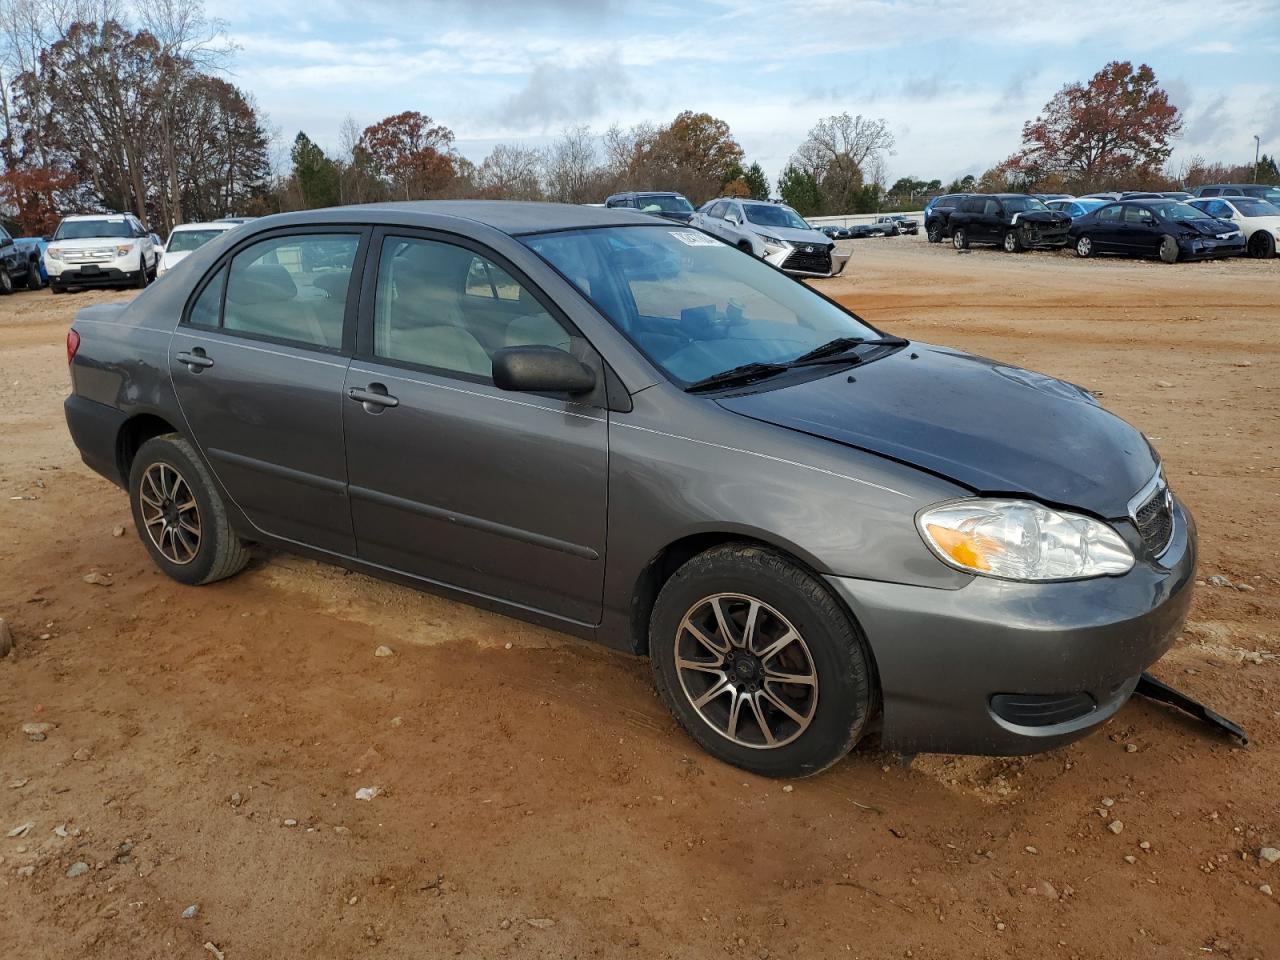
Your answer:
170;221;235;232
62;212;136;220
251;200;656;236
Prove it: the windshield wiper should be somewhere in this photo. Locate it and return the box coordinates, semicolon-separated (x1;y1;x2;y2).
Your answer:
684;361;791;393
789;335;908;366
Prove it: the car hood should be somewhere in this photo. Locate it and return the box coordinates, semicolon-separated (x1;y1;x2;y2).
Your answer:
758;225;832;246
716;342;1157;518
161;250;192;267
1176;217;1240;236
48;237;135;250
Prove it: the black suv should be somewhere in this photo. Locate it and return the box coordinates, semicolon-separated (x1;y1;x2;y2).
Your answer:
923;194;967;243
947;194;1071;252
604;192;696;223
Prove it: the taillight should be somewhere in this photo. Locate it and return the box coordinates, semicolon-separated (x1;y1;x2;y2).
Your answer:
66;328;80;364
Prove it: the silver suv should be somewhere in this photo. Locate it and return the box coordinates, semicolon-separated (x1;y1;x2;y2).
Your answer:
694;199;849;277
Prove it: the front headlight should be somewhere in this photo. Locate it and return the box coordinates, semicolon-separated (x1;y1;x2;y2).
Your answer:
115;243;134;257
46;246;63;260
917;498;1134;581
758;234;788;247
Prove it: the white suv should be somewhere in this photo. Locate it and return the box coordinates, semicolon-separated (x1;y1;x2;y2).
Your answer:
44;213;158;293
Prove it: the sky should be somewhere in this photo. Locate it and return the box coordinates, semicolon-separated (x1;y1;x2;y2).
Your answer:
204;0;1280;187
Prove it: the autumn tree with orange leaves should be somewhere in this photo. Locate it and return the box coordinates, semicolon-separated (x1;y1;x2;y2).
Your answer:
356;111;457;200
1002;61;1182;192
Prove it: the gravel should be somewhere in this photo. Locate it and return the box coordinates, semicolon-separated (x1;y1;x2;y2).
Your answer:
1260;847;1280;864
1108;820;1125;835
65;861;89;878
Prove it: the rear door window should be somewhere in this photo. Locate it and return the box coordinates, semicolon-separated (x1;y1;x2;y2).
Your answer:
221;234;360;350
1096;204;1122;222
1123;206;1155;226
707;201;729;219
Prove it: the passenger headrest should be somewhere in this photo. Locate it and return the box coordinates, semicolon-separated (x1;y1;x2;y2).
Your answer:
229;263;296;302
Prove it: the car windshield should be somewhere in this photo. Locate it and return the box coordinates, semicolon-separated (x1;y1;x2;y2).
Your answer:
53;218;133;240
165;228;225;253
1002;197;1048;213
1150;201;1211;221
1229;198;1280;216
742;203;811;230
522;225;880;387
636;195;693;214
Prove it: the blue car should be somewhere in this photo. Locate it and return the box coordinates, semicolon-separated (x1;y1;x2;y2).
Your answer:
1045;198;1110;220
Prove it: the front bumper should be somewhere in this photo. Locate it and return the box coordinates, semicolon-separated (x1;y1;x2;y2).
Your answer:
765;244;851;278
47;258;141;286
828;497;1196;755
1179;235;1245;259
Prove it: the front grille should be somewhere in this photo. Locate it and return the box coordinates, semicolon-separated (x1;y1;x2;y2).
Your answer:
64;248;116;263
782;244;833;274
1133;478;1174;555
990;692;1096;728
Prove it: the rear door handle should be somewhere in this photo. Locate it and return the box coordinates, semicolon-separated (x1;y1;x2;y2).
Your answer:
176;348;214;372
348;384;399;413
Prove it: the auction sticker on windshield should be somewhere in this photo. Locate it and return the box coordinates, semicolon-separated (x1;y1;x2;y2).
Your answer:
669;231;721;247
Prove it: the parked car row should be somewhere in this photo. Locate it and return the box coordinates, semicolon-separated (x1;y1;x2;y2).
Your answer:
816;215;920;240
32;213;255;293
923;189;1278;263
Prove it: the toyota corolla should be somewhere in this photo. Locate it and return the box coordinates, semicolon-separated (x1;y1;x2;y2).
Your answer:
63;201;1195;777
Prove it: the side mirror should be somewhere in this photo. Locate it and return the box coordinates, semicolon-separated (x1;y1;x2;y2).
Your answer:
492;345;596;396
725;215;740;226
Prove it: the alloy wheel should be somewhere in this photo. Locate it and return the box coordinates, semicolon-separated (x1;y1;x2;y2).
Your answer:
138;462;201;564
1076;236;1092;258
674;593;818;749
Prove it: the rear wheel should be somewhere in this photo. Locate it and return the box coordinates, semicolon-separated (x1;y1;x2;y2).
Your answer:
1158;234;1180;264
1075;235;1093;258
649;543;874;778
1248;231;1276;259
128;434;251;586
1003;229;1023;253
952;227;968;250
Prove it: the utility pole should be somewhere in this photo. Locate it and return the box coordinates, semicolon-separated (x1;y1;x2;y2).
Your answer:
1255;135;1262;184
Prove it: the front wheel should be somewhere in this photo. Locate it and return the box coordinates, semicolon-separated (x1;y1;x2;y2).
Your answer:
1248;231;1276;259
926;221;943;243
649;544;874;778
135;253;149;288
128;434;251;586
1158;234;1180;264
1075;235;1093;258
0;267;13;295
1003;229;1022;253
25;262;43;290
951;227;968;250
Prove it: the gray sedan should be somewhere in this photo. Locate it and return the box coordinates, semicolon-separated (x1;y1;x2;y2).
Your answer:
64;201;1193;777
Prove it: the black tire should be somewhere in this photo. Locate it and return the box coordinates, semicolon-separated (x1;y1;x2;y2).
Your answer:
1074;235;1094;258
1158;234;1180;264
736;240;754;255
0;267;12;295
25;262;43;290
926;221;943;243
1003;229;1023;253
952;227;968;250
649;543;874;779
135;253;148;288
128;434;251;586
1248;231;1276;259
50;282;66;294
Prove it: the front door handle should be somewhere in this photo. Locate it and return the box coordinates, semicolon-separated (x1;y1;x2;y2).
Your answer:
176;348;214;372
348;383;399;413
